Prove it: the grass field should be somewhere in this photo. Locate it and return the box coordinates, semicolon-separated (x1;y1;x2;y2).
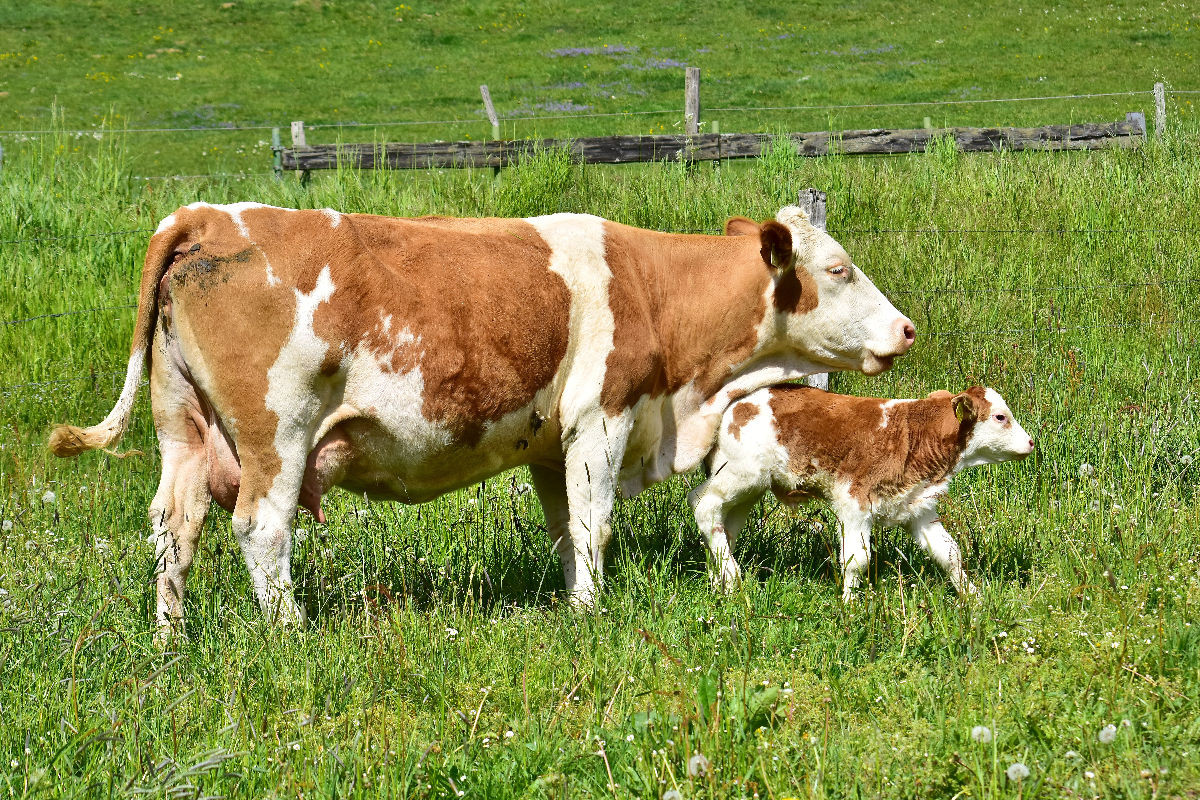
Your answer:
3;2;1200;797
2;124;1200;798
1;0;1198;175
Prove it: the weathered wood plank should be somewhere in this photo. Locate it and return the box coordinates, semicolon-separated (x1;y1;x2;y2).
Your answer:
281;119;1143;171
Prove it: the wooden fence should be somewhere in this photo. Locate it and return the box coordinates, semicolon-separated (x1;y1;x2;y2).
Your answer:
281;116;1145;172
275;70;1158;175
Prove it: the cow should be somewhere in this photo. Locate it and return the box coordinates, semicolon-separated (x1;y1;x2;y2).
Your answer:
690;386;1033;600
48;202;915;632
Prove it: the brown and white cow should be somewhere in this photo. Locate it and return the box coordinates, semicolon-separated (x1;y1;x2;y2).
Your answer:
49;202;914;630
691;386;1033;600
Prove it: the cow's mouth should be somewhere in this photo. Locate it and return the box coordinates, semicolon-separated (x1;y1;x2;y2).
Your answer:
861;352;895;376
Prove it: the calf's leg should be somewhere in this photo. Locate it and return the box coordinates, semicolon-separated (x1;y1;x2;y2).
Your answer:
837;506;873;602
689;462;762;592
909;512;977;596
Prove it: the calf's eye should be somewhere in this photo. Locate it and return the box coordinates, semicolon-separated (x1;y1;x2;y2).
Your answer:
994;413;1007;423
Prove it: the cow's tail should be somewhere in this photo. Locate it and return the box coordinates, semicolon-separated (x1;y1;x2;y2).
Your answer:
48;219;187;458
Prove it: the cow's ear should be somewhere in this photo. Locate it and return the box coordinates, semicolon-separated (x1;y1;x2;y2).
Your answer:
952;392;980;423
759;220;794;270
724;217;760;237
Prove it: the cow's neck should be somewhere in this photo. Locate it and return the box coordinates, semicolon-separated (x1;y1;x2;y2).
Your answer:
640;234;824;472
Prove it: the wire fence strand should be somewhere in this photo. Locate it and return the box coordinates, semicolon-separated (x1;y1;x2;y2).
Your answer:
1;88;1191;137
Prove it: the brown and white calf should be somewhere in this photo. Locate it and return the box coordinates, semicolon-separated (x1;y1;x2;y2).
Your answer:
49;202;914;631
690;386;1033;600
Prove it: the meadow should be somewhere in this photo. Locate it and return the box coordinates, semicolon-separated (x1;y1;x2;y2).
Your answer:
3;1;1200;797
2;122;1199;798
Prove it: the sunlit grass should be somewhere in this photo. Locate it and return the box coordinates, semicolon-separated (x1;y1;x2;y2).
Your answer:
1;125;1199;797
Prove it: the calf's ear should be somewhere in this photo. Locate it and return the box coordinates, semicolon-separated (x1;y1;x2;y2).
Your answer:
724;217;760;237
952;392;980;423
759;219;794;270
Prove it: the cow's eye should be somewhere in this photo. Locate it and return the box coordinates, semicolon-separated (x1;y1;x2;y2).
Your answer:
994;413;1007;423
827;265;846;276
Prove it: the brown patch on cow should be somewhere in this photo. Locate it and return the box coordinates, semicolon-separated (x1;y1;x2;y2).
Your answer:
758;220;793;269
726;401;758;440
308;214;571;447
724;217;760;237
767;385;988;505
598;222;773;413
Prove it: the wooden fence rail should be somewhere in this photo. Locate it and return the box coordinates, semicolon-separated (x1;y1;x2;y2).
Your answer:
281;117;1145;172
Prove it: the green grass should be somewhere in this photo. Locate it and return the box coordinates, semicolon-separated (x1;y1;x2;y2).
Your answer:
2;124;1200;798
1;0;1198;175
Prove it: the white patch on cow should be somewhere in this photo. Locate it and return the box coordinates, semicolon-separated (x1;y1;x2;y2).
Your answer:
154;214;176;235
262;265;337;514
265;261;280;287
323;208;342;227
878;398;914;429
523;214;612;430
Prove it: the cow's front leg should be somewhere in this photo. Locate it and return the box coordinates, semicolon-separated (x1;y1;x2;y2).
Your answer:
559;414;630;608
910;511;977;597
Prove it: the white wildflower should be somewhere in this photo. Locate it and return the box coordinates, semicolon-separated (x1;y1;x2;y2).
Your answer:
41;490;56;504
1121;719;1131;727
1065;750;1080;759
626;734;635;742
663;791;683;800
295;528;308;543
1006;762;1030;781
1078;462;1095;478
1098;723;1117;744
504;730;514;739
445;627;459;638
2;520;12;532
687;753;709;777
970;725;992;743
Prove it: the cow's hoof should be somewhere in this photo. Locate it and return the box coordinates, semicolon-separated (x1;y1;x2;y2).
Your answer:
709;563;743;594
567;588;599;610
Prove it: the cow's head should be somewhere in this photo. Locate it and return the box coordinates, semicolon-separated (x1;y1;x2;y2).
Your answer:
727;206;915;375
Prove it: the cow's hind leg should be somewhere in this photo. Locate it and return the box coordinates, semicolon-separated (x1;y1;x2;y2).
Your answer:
148;439;211;637
689;461;762;593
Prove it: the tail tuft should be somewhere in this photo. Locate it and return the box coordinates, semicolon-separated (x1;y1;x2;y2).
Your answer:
48;423;120;458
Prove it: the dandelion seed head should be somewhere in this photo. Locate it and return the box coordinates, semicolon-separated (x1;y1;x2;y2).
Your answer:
1098;723;1117;743
970;725;992;743
41;490;56;504
1006;762;1030;781
663;791;683;800
1;520;11;532
687;752;709;777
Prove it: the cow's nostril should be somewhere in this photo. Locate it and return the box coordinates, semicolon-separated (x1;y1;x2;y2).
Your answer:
902;323;916;344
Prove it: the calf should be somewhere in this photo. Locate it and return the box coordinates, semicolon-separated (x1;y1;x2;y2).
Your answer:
690;386;1033;599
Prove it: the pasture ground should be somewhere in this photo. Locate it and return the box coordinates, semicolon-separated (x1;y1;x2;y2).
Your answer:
1;0;1198;174
1;126;1199;798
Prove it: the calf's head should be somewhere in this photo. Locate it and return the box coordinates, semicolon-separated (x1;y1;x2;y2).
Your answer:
728;206;915;376
953;387;1035;468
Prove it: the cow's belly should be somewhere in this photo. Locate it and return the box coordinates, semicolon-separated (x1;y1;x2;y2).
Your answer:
311;367;563;504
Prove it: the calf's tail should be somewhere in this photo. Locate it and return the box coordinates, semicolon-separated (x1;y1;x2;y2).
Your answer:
48;220;187;457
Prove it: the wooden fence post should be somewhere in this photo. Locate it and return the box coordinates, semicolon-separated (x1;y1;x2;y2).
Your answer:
480;85;501;141
271;127;282;180
799;187;830;391
1153;82;1166;136
685;67;700;135
291;120;311;184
